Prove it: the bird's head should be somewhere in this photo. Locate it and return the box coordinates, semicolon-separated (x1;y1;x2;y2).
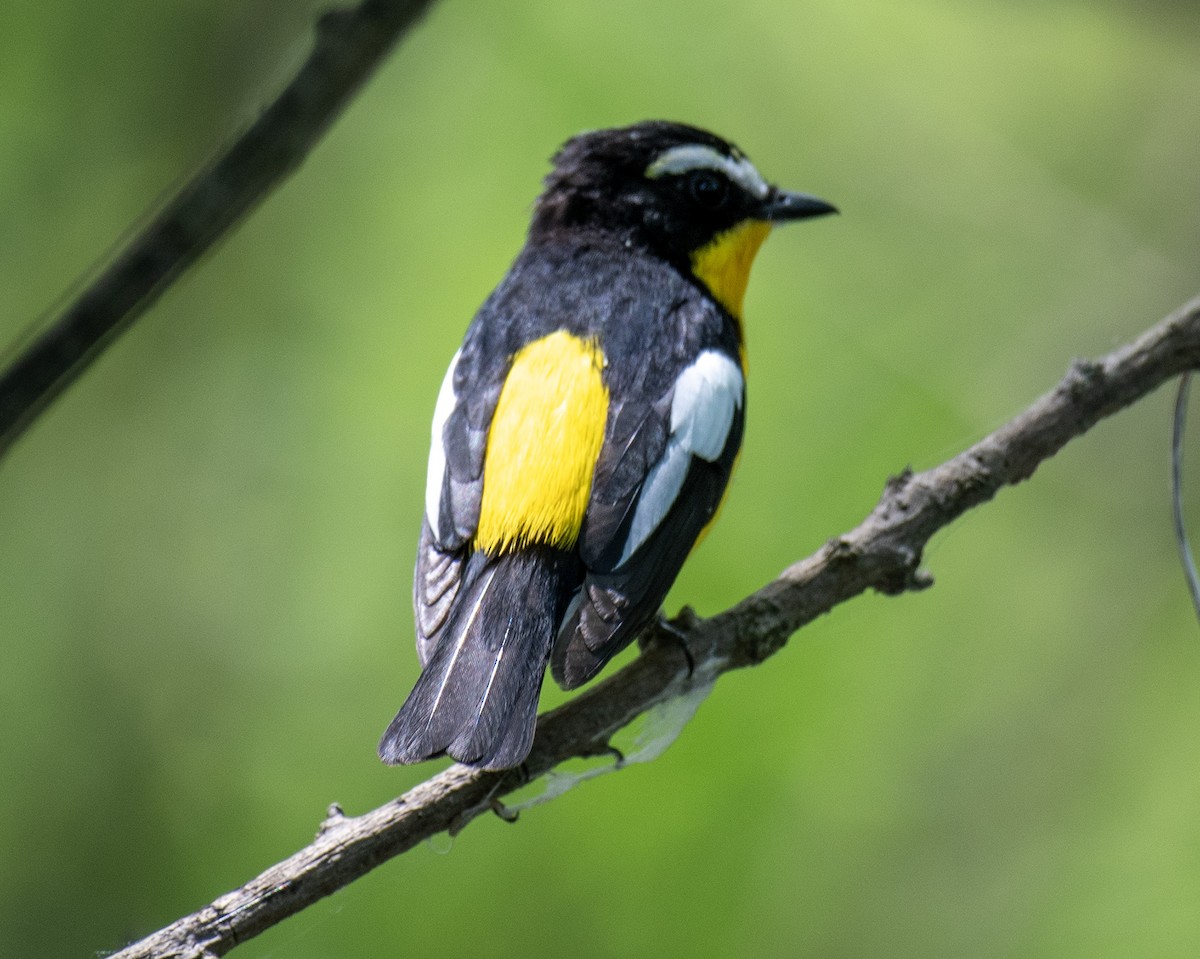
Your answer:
531;120;836;317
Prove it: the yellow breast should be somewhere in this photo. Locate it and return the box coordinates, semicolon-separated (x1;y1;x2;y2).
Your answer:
474;331;609;554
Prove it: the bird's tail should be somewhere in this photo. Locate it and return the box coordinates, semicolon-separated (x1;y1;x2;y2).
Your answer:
378;547;576;771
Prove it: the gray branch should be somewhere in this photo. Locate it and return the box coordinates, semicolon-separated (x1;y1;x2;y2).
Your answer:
0;0;437;461
110;294;1200;959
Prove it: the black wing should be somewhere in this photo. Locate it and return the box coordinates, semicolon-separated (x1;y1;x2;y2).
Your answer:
552;346;745;689
414;334;510;660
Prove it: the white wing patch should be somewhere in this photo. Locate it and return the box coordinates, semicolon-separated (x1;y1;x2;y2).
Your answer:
617;350;744;567
670;350;744;459
645;143;770;200
424;349;461;543
621;443;691;565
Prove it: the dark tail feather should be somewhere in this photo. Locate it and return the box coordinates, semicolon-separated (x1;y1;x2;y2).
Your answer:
379;547;576;771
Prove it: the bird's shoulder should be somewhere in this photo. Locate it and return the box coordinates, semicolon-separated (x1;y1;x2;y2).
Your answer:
458;232;741;398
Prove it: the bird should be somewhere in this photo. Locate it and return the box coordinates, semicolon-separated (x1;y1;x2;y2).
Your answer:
378;120;835;771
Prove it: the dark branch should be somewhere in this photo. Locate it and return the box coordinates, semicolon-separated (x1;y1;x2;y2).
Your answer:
0;0;437;462
109;294;1200;959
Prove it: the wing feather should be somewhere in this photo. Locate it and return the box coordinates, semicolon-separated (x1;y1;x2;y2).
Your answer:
415;342;508;663
670;350;743;459
414;520;465;666
552;348;744;688
423;350;461;543
616;350;743;566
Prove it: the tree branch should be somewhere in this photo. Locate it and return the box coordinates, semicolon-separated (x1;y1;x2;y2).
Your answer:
0;0;437;462
109;294;1200;959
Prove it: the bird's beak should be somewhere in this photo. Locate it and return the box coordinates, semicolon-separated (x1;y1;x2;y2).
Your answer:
759;188;838;222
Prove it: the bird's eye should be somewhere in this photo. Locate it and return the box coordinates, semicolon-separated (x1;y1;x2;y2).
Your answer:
686;170;730;210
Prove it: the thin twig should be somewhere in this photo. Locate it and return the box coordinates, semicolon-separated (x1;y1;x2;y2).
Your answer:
108;294;1200;959
1171;372;1200;620
0;0;437;462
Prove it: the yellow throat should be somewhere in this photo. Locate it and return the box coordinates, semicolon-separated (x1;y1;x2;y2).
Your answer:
689;219;773;320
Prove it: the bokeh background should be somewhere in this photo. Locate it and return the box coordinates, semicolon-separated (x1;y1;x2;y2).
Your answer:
3;1;1200;956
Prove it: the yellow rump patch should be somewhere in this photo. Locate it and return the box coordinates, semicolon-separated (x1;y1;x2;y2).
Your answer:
475;331;609;554
690;219;772;321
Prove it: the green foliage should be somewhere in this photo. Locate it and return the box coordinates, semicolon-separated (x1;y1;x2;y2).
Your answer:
2;1;1199;956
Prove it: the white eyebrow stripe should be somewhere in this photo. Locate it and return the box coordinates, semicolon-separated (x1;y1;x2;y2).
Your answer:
645;143;770;199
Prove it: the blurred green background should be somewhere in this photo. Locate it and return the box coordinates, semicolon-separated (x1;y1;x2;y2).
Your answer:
2;1;1199;956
